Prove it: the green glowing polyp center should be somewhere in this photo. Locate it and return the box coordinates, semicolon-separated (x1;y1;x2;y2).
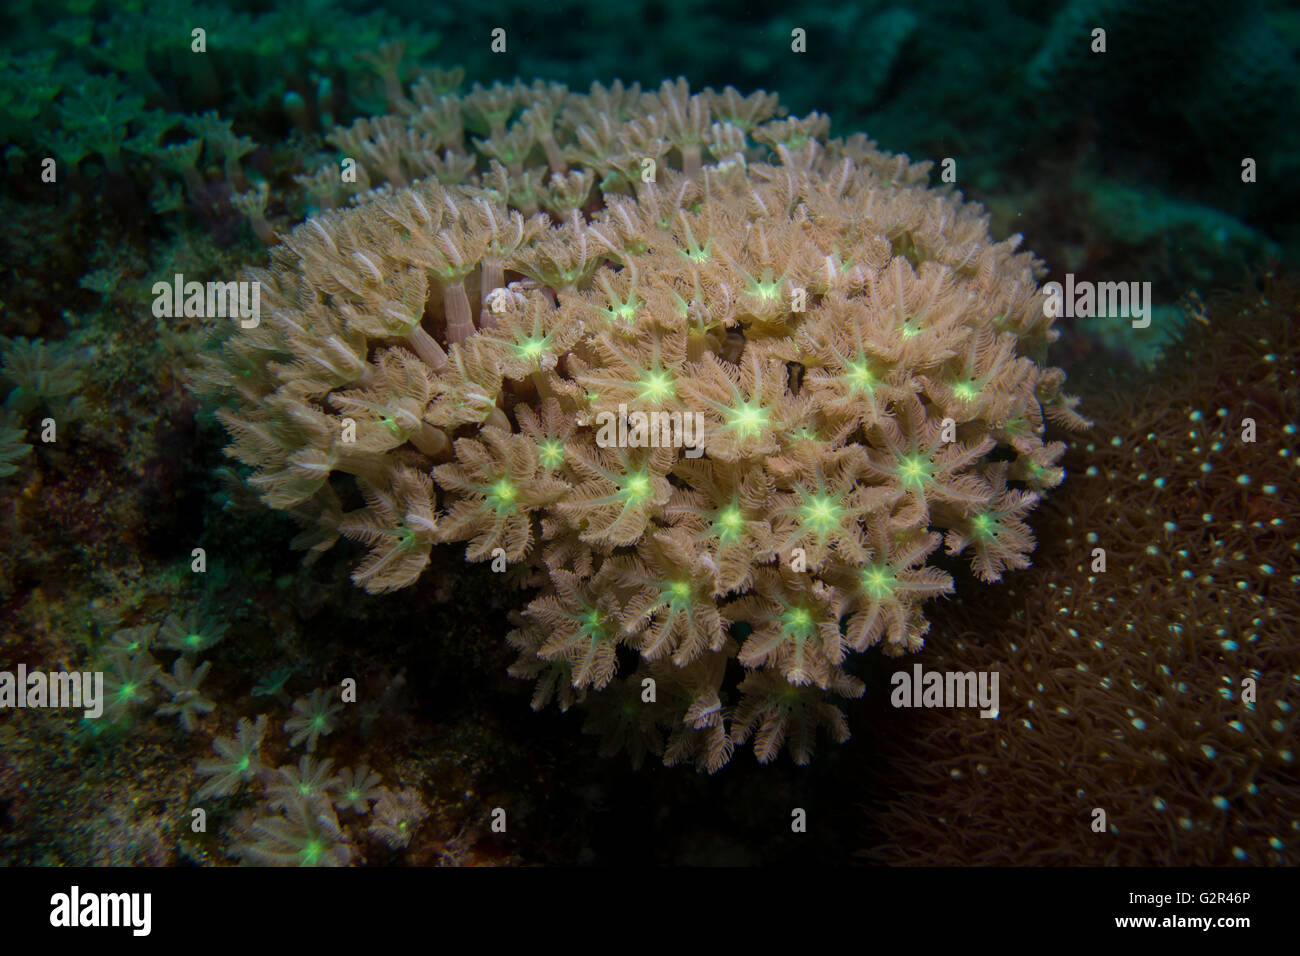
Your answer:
899;455;931;488
715;506;745;542
753;274;781;301
488;478;517;510
622;472;651;501
578;607;607;639
862;565;897;599
783;607;815;638
726;400;768;437
802;494;842;532
538;439;564;468
515;335;549;360
846;360;876;393
638;370;675;401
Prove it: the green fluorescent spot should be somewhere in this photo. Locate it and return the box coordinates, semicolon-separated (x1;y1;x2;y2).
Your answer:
513;334;550;360
715;505;745;543
622;471;652;501
487;478;517;511
783;607;815;637
801;493;843;534
953;381;979;402
845;359;876;394
603;292;640;325
898;454;931;488
971;513;996;537
726;400;769;437
538;438;564;469
862;565;897;599
638;370;676;401
578;606;608;639
681;238;711;263
750;269;782;302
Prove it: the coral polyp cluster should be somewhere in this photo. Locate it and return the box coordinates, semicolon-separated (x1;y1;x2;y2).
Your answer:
196;77;1085;769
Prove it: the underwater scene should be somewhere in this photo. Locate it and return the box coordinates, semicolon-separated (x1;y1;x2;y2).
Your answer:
0;0;1296;878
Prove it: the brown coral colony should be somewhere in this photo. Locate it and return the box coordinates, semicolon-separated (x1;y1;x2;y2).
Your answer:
195;76;1086;770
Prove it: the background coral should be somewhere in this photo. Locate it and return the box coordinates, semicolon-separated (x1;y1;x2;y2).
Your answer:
862;274;1299;864
0;412;31;479
0;335;85;421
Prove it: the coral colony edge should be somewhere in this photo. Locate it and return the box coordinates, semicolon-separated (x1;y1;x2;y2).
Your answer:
192;75;1085;776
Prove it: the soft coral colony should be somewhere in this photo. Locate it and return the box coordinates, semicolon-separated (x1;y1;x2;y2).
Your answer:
194;76;1087;770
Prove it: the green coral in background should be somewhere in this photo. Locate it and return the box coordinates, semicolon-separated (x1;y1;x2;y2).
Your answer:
0;336;85;420
195;715;268;799
0;412;31;478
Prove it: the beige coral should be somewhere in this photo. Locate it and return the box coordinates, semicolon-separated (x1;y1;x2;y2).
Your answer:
194;74;1085;769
